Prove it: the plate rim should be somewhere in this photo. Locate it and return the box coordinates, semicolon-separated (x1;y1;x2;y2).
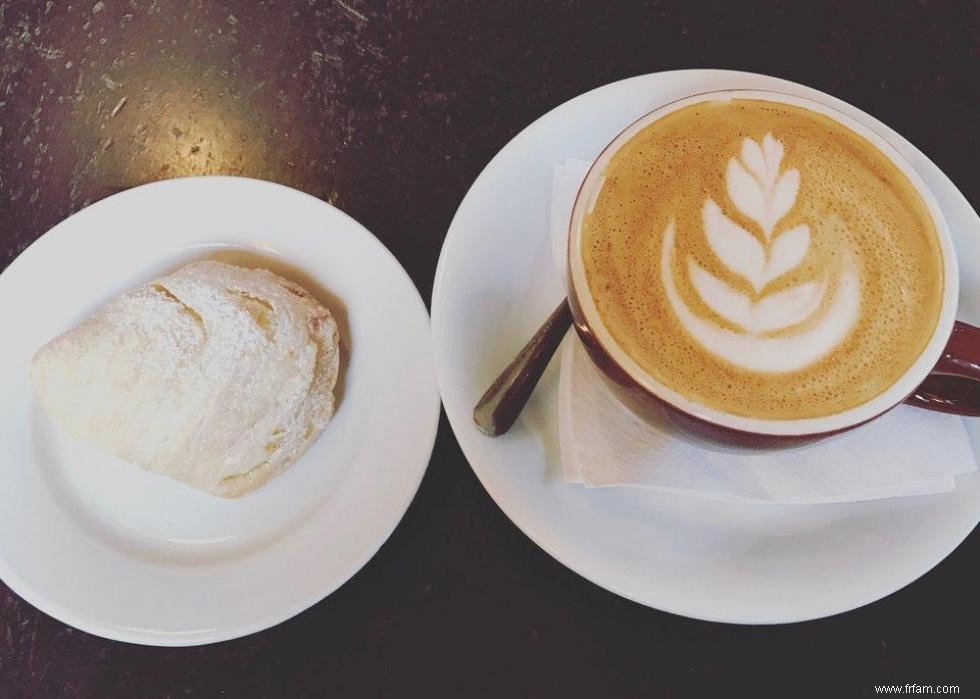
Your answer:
0;175;441;645
431;68;980;625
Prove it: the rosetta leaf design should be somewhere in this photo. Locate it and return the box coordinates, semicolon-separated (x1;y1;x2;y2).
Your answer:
664;133;860;370
726;159;767;233
763;223;810;287
751;279;826;333
688;259;753;330
684;134;824;338
703;198;765;292
689;260;825;333
761;133;784;177
725;132;800;238
740;137;768;182
769;169;800;232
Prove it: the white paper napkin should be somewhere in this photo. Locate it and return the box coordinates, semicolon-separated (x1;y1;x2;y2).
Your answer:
552;158;978;503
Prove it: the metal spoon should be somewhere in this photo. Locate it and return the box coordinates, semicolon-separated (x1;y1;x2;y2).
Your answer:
473;299;572;436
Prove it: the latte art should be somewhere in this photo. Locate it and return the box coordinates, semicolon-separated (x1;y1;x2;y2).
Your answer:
581;98;944;420
661;133;861;373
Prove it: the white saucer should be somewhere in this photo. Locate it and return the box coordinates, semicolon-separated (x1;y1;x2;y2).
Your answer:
432;70;980;624
0;177;440;645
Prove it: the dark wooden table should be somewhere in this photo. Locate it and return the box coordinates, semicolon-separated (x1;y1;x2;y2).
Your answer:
2;1;978;697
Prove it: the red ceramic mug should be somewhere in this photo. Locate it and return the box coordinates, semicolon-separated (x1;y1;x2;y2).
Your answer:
567;89;980;445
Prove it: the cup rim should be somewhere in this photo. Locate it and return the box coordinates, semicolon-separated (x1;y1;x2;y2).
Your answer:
567;88;960;437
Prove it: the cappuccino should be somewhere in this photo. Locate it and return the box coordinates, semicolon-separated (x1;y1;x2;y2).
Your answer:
581;98;944;420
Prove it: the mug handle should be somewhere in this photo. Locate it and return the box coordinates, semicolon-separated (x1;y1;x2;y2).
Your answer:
905;321;980;416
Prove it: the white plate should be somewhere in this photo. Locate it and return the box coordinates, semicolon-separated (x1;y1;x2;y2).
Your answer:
432;70;980;624
0;176;440;645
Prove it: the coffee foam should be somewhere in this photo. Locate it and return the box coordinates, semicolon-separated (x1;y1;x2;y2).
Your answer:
581;99;944;420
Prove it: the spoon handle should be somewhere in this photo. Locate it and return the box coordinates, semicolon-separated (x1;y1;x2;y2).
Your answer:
473;299;573;436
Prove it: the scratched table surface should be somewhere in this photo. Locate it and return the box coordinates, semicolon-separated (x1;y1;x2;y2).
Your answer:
2;1;979;697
